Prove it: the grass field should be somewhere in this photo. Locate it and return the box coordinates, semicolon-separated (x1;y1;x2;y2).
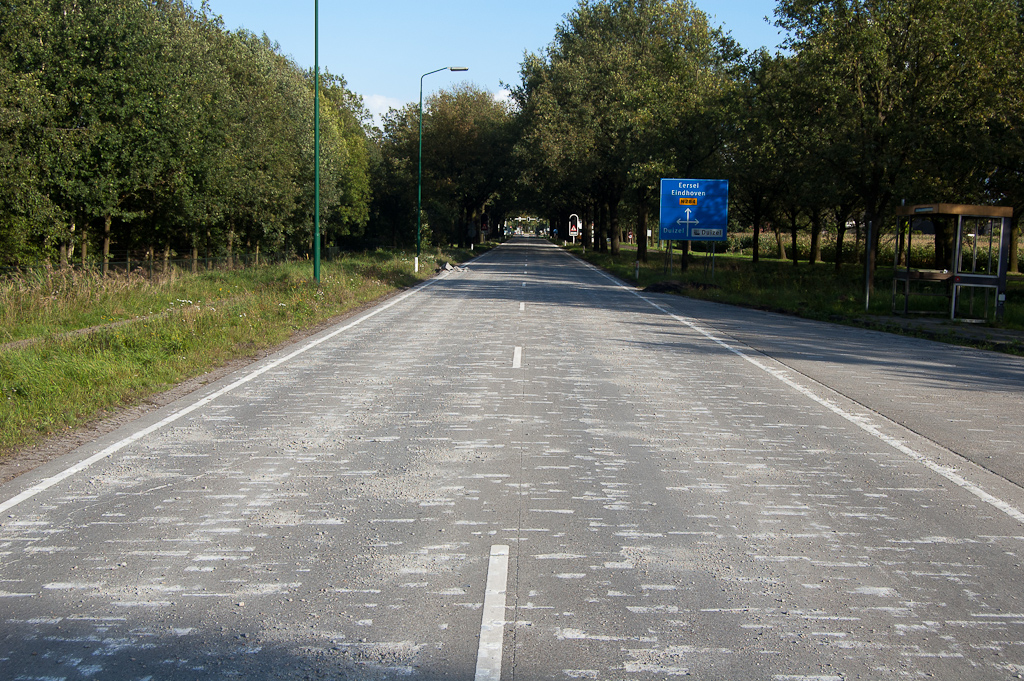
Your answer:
569;240;1024;330
0;247;482;456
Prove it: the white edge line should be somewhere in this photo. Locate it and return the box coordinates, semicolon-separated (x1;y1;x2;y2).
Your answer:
475;544;510;681
581;259;1024;526
0;275;447;515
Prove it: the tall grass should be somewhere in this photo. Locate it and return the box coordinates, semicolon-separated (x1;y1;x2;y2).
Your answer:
0;247;477;455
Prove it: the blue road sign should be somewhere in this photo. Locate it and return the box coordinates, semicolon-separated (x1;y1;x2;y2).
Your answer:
659;178;729;241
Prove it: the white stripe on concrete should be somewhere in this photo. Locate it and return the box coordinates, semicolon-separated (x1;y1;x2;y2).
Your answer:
0;275;447;514
512;347;522;369
586;262;1024;526
475;544;510;681
519;302;525;311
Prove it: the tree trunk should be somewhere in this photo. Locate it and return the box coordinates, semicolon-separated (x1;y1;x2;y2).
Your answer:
854;219;862;264
163;242;170;274
582;204;592;250
775;224;786;260
227;227;234;269
1011;215;1020;274
609;200;620;256
60;221;74;269
752;218;761;263
895;220;906;268
102;214;111;276
80;222;88;267
791;225;799;266
934;218;950;270
835;219;847;272
869;219;880;295
680;240;689;271
637;187;648;264
810;213;822;265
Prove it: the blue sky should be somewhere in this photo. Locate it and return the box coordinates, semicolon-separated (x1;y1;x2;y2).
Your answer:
201;0;786;124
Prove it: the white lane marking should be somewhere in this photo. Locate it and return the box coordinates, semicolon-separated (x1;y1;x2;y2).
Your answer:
0;275;448;515
475;544;510;681
522;282;527;287
512;347;522;369
519;303;525;311
585;263;1024;526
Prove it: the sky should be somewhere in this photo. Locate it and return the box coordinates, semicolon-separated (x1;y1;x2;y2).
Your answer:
200;0;787;124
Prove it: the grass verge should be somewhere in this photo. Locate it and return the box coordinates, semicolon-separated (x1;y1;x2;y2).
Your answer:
568;242;1024;334
0;246;484;456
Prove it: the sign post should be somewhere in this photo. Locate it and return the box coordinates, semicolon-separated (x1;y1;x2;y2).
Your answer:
659;179;729;242
569;213;580;245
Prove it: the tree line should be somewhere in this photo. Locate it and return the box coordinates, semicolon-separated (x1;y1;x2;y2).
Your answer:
0;0;369;270
510;0;1024;275
3;0;1023;276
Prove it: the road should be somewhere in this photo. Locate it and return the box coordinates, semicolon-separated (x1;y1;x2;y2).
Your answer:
2;237;1023;680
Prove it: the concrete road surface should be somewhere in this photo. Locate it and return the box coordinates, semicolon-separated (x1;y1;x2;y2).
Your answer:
2;237;1023;680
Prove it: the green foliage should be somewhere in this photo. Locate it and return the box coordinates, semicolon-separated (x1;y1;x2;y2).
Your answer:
368;84;514;249
0;0;371;269
513;0;741;254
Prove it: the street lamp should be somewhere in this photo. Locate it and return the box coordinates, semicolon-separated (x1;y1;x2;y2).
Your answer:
416;66;468;273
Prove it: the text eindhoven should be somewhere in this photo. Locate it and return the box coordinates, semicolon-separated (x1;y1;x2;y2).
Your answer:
670;182;706;198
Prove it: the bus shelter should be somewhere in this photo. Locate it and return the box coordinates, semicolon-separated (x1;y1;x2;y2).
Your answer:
892;203;1013;322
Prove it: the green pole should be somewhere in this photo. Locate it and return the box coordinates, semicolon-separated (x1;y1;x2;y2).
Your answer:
313;0;321;283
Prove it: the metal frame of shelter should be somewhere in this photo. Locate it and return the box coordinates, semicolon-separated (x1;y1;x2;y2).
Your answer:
892;203;1013;322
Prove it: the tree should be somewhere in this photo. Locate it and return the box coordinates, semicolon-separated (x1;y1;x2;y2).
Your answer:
774;0;1019;288
516;0;739;257
421;84;514;247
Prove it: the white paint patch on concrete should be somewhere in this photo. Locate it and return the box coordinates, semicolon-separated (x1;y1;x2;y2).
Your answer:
520;302;525;311
513;347;522;369
475;544;509;681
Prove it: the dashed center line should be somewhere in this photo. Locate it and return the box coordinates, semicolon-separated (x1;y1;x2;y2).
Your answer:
474;544;510;681
519;302;525;311
512;347;522;369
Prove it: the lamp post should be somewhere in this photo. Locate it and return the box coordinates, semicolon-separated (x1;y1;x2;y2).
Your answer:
313;0;321;283
416;66;468;273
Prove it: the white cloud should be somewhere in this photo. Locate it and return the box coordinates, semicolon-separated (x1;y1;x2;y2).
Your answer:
493;89;519;112
364;94;406;127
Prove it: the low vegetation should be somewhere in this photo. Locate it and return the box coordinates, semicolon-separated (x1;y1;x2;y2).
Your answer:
570;240;1024;332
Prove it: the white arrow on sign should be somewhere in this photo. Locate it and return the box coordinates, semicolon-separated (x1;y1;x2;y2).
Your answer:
676;209;700;228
